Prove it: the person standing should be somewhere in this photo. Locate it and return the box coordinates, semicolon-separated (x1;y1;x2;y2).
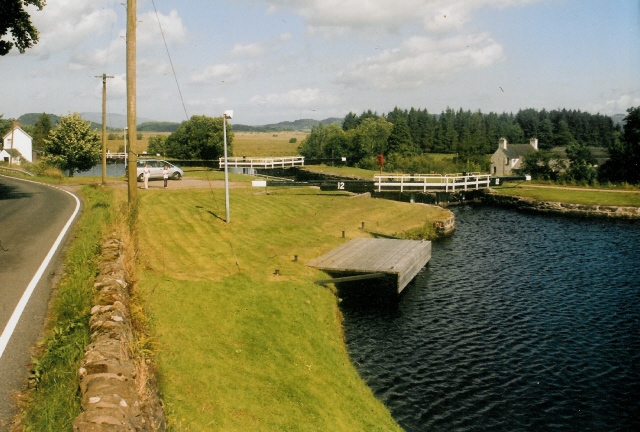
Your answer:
143;163;151;189
163;165;169;188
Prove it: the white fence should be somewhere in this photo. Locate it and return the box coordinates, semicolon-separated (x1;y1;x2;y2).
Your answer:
219;156;304;169
374;173;491;192
105;152;127;159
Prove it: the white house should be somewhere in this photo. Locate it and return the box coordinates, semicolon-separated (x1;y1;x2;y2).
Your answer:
2;126;33;163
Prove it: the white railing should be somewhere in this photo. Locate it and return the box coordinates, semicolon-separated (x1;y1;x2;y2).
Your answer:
219;156;305;168
105;152;127;159
374;173;490;192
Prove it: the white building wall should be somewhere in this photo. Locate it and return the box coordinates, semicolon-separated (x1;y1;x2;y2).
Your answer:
2;128;33;162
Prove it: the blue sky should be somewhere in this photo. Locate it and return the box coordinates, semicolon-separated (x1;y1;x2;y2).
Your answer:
1;0;638;126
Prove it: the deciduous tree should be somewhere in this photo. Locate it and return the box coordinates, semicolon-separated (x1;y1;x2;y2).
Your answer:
43;113;100;176
0;0;45;56
165;115;232;160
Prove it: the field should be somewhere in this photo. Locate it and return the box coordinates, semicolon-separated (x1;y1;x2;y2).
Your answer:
493;184;640;207
104;131;307;158
105;132;164;153
136;185;450;430
232;131;308;157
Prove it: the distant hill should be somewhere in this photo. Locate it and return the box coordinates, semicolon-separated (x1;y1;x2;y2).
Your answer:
17;113;343;132
18;113;61;127
18;112;104;130
138;122;181;132
80;112;157;129
233;117;342;132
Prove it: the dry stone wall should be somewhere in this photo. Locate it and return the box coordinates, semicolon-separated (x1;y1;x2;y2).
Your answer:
484;193;640;219
73;238;165;432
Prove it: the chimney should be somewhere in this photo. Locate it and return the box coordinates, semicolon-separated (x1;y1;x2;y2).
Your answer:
530;138;538;150
499;137;507;150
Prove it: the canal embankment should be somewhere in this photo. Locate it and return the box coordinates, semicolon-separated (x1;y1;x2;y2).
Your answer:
484;189;640;219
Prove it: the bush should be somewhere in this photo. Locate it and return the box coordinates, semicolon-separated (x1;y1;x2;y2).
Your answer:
29;160;65;179
289;137;297;143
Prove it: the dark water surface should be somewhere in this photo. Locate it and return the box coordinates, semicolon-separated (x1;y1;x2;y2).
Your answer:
340;206;640;432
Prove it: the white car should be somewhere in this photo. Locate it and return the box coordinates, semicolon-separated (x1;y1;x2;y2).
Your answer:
135;159;184;182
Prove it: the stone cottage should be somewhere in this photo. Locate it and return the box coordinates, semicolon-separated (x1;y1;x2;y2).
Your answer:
490;137;538;176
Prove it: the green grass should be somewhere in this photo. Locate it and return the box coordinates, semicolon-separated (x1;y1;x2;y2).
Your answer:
303;164;379;179
179;168;257;182
136;186;450;431
493;185;640;207
19;185;115;431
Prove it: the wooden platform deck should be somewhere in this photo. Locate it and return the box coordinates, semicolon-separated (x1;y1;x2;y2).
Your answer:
307;238;431;294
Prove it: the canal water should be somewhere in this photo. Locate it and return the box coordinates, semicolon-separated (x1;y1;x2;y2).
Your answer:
340;206;640;432
76;162;126;177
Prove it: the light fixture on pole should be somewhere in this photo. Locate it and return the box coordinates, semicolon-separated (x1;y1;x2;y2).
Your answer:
223;110;233;223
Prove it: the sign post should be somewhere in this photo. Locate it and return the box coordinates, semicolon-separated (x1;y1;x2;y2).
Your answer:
376;153;385;175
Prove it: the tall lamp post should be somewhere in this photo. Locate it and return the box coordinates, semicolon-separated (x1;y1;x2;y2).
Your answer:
223;110;233;223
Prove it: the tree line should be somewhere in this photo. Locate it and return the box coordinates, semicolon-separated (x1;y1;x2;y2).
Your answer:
297;106;632;182
304;106;617;159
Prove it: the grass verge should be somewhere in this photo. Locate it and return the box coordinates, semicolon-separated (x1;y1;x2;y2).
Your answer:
137;186;450;431
15;185;115;431
493;185;640;207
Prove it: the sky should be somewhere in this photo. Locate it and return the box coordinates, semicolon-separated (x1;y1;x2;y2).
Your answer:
1;0;639;126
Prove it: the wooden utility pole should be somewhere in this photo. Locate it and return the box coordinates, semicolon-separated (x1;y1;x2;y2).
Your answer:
126;0;137;204
8;121;18;167
96;73;114;185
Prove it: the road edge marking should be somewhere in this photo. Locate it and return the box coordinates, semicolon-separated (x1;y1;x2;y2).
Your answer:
0;178;81;359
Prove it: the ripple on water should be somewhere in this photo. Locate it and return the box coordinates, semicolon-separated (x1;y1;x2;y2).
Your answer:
341;207;640;432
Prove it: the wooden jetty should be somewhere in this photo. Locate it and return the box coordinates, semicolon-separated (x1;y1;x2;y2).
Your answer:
307;238;431;294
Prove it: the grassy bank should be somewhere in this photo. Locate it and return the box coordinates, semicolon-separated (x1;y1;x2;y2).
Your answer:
17;185;115;431
493;184;640;207
137;186;450;431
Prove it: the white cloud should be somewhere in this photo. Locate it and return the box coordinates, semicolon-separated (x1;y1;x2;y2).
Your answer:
29;0;115;54
230;42;264;57
264;0;538;34
189;62;260;84
92;74;126;101
587;90;640;115
336;33;504;90
69;35;126;70
138;9;187;47
280;32;293;43
250;88;336;108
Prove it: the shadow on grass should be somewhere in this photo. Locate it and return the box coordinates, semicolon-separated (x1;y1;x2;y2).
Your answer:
195;205;226;222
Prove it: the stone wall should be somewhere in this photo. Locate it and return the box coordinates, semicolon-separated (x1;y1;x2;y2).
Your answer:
483;193;640;219
433;215;456;237
73;238;165;432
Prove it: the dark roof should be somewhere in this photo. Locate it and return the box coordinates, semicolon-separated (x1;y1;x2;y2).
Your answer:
500;144;537;158
2;148;23;157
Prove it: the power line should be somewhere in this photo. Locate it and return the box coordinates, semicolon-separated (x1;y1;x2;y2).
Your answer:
151;0;189;120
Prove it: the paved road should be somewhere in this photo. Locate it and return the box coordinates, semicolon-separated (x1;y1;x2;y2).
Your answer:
0;175;79;429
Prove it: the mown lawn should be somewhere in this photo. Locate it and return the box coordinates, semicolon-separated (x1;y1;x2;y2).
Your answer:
302;164;379;179
137;186;450;431
493;185;640;207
